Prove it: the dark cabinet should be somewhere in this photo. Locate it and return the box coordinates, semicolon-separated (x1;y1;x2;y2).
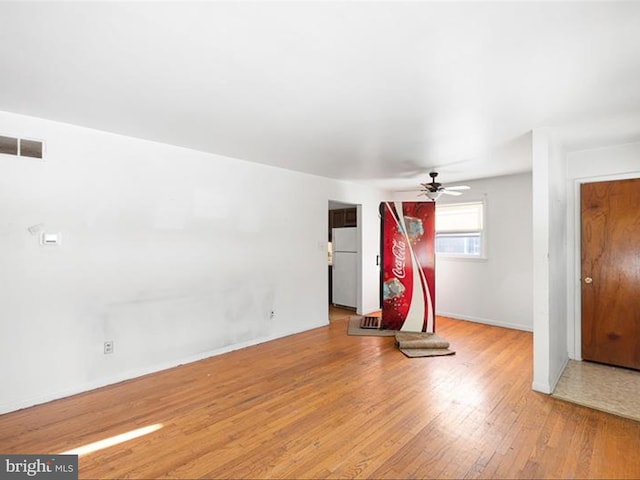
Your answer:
343;209;357;227
329;208;356;230
332;209;345;228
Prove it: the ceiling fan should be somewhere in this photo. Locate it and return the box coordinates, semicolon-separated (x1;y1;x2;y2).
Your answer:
419;172;470;201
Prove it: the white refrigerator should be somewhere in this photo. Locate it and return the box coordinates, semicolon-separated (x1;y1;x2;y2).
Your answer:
332;227;358;308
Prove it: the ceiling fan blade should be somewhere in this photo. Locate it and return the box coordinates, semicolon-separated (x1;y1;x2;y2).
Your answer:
442;190;463;196
445;185;471;191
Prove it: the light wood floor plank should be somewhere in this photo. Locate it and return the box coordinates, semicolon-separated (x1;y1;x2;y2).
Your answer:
2;312;640;479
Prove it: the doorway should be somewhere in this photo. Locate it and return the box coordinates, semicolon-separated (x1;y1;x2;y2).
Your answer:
328;201;359;312
580;177;640;370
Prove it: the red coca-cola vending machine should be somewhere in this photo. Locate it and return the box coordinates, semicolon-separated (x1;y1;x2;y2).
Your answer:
380;201;436;332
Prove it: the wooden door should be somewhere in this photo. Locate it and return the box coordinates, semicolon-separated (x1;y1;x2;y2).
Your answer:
581;178;640;370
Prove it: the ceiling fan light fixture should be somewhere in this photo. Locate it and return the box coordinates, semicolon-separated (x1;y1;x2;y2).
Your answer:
424;190;442;201
413;170;469;201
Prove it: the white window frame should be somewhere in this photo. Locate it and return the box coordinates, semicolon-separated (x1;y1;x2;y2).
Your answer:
435;200;487;260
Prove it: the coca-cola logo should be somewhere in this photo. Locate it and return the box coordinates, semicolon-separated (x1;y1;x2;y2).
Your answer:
391;238;406;278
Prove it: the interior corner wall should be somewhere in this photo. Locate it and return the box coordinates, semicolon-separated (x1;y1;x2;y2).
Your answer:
0;110;384;414
436;173;533;331
532;128;569;394
565;141;640;360
392;172;533;331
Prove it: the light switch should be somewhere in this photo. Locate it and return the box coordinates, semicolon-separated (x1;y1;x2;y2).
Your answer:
40;232;61;245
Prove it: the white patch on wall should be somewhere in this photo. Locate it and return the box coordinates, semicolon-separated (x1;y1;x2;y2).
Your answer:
193;190;229;219
153;196;188;230
236;206;263;233
27;224;44;235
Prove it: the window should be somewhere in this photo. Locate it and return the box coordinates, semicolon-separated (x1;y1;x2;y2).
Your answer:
435;201;485;257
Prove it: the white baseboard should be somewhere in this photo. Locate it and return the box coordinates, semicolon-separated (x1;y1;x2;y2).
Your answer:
531;356;569;394
531;358;569;395
531;381;553;394
0;320;327;415
436;311;533;332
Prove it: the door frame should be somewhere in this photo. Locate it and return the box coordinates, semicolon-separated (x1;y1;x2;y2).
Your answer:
327;200;363;314
569;172;640;361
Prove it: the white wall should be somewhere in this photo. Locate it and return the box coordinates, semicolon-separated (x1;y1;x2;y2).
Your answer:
393;172;533;331
0;111;384;413
565;141;640;359
436;174;533;331
531;128;569;394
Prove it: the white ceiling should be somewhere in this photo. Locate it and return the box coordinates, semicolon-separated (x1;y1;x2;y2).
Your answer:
1;1;640;190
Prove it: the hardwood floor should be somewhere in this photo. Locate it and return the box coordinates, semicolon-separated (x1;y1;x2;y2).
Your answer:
2;315;640;479
328;305;358;322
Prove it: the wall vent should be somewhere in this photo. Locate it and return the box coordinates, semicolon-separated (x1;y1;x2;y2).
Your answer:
0;135;44;159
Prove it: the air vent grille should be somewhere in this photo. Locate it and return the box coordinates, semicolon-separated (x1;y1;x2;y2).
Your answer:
0;135;44;159
0;135;18;156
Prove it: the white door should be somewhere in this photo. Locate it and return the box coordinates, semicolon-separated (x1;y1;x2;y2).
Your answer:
332;251;357;308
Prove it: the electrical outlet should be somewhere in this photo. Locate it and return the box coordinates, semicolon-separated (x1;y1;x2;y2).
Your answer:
104;341;114;354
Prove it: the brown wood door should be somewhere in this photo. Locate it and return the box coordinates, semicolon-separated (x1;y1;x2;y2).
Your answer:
581;178;640;370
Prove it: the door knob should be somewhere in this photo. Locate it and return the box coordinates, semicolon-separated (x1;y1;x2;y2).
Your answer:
584;277;593;284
